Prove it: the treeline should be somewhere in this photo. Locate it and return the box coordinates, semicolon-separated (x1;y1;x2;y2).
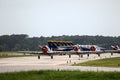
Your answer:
0;34;120;51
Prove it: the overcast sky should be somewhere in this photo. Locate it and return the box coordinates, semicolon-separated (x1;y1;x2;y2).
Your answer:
0;0;120;37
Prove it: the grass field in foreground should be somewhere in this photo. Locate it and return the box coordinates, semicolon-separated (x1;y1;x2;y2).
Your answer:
0;70;120;80
73;57;120;67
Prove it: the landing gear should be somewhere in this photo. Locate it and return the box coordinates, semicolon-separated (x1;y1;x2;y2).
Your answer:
81;54;83;58
51;55;53;59
97;53;100;57
78;54;80;60
87;54;89;57
111;53;113;56
38;55;40;59
69;54;71;58
78;54;83;60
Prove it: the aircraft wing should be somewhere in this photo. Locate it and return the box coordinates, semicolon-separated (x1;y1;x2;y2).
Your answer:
17;50;120;59
17;51;43;54
104;50;120;53
78;50;120;54
18;49;120;55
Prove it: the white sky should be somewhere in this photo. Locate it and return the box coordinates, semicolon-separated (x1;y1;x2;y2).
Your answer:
0;0;120;37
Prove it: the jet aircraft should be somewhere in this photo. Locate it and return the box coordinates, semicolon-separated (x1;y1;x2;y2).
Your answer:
18;40;120;59
78;45;106;51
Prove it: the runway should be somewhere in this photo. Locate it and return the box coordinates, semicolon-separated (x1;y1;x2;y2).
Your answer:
0;53;120;73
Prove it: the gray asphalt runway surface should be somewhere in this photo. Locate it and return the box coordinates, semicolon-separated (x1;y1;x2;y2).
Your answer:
0;53;120;73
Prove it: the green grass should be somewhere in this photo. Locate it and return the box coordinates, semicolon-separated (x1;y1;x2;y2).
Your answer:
0;70;120;80
73;57;120;67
